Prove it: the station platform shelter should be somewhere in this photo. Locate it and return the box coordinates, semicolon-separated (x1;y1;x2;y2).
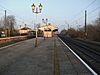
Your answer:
39;24;58;38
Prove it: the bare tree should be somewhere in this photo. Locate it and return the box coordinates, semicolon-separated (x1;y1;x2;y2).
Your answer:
60;13;100;41
4;15;16;36
60;29;67;35
0;18;4;28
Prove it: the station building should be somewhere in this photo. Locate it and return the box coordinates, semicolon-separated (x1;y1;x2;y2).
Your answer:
19;27;32;35
39;24;58;37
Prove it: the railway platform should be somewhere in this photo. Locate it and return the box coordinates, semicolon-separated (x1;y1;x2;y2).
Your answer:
53;36;93;75
0;36;94;75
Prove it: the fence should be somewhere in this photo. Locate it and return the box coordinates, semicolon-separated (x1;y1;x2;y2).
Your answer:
0;36;27;44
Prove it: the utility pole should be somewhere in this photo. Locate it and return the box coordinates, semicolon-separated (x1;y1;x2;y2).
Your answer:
20;25;21;36
68;24;69;30
65;21;69;30
4;10;7;37
85;10;87;39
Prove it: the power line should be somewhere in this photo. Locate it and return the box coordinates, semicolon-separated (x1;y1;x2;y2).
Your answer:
75;6;100;20
0;7;5;11
74;0;96;17
88;6;100;14
73;6;100;23
71;0;97;23
0;4;27;25
85;0;97;10
89;13;99;19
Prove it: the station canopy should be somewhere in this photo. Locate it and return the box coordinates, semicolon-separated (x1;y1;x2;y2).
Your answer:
39;24;58;31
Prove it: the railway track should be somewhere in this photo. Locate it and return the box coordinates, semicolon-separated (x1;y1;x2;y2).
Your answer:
59;35;100;74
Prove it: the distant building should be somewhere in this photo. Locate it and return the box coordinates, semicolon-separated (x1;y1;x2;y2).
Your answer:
39;24;58;37
19;27;32;35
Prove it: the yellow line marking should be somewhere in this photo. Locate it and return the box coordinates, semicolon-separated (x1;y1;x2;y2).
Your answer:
54;36;60;75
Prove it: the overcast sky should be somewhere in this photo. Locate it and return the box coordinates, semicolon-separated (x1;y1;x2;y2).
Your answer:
0;0;100;31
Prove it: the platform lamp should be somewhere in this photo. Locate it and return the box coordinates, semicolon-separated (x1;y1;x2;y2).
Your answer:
42;18;48;38
31;3;42;47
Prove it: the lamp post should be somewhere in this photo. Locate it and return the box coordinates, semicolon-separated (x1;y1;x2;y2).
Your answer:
42;18;48;38
20;25;21;36
31;3;42;47
8;20;11;37
42;18;48;26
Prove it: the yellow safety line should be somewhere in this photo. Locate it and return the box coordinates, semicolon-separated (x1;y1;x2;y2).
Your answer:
54;36;60;75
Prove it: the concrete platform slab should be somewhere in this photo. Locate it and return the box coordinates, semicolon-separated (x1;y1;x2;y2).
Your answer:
0;36;93;75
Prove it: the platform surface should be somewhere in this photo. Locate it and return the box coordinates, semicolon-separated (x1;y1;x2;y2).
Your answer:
0;36;93;75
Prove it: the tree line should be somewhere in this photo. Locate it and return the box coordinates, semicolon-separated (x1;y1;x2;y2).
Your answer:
60;15;100;42
0;15;19;37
